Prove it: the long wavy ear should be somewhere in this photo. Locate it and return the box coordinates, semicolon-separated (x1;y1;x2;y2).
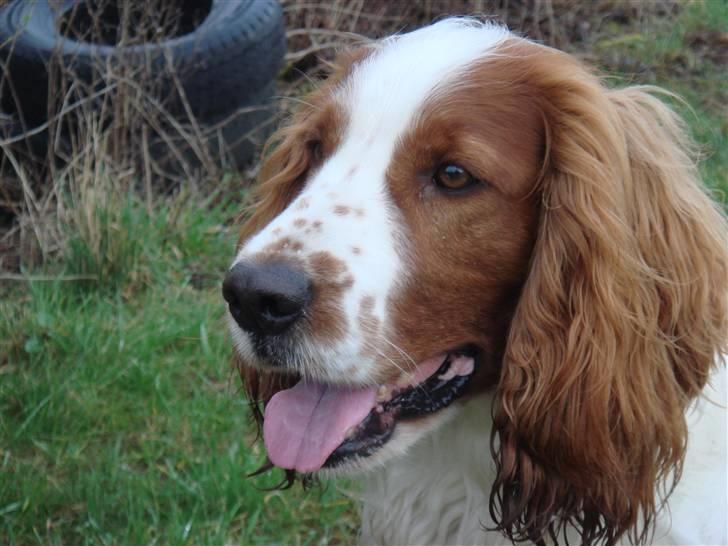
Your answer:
490;50;728;546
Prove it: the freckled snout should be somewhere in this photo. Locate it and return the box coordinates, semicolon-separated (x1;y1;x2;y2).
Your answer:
223;261;312;337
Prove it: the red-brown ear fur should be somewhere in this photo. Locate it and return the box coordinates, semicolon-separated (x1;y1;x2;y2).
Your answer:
490;45;728;545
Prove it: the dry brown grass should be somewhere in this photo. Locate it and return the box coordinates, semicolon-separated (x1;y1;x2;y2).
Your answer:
0;0;255;272
278;1;679;79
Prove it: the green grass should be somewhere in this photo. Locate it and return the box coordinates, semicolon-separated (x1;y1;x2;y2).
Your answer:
2;3;727;544
592;0;728;201
0;198;357;545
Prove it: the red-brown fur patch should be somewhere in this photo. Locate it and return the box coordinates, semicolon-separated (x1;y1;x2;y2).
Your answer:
385;43;543;385
305;251;353;344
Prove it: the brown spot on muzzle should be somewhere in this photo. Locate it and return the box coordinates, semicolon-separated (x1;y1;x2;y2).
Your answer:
358;295;379;332
356;295;386;364
306;251;354;344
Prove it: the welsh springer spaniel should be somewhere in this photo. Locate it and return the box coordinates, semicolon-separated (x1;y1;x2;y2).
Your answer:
223;19;728;546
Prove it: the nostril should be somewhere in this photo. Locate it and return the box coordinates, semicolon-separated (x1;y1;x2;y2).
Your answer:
222;277;245;318
222;284;238;308
228;299;244;321
260;293;304;320
259;295;277;317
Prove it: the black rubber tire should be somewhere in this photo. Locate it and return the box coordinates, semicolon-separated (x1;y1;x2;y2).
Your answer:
0;0;285;168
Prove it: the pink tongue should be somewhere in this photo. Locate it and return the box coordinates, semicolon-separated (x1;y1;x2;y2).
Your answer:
263;381;377;472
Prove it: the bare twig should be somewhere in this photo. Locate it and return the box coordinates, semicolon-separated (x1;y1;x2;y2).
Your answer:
0;83;119;147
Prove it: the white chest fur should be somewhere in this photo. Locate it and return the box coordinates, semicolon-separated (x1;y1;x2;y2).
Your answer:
358;395;510;546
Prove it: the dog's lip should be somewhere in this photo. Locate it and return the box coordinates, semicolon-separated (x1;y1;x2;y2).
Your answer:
322;345;479;469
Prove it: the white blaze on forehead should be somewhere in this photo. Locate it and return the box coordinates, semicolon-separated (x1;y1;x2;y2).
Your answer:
342;19;508;149
235;20;508;381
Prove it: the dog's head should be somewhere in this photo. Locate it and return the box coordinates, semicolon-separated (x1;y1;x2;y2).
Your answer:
224;19;727;545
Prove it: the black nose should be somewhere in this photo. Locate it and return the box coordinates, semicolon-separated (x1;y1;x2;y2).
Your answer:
222;261;311;337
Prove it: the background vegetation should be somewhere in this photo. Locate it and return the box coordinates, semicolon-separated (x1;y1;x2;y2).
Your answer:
1;1;726;544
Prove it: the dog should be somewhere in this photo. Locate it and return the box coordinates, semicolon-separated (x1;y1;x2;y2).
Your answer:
223;19;728;546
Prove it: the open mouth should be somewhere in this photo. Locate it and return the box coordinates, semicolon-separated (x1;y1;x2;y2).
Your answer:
262;346;478;473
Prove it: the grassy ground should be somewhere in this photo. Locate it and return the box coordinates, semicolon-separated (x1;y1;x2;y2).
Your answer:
1;2;727;544
0;196;357;545
587;0;727;199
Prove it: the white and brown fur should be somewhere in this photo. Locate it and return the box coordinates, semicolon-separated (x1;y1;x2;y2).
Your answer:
228;19;728;546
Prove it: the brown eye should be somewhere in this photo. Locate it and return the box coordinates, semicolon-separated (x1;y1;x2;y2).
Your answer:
309;140;323;162
432;163;478;192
